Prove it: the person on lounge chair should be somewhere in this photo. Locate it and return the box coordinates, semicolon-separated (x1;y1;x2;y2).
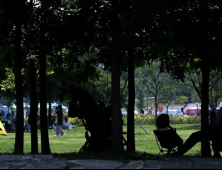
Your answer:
156;114;183;155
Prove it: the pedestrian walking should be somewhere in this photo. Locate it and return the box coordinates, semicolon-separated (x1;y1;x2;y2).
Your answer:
56;104;67;137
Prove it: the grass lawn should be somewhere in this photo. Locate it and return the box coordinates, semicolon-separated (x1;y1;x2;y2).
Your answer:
0;123;204;160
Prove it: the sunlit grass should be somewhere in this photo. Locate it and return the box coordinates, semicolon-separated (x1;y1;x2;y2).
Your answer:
0;116;204;160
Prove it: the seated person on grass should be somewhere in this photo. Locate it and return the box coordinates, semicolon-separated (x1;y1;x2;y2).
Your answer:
49;118;56;129
63;117;72;130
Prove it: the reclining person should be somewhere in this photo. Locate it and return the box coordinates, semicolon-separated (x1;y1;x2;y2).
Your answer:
156;114;183;155
178;110;222;157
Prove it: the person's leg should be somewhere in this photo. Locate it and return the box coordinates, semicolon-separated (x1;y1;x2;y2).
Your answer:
168;131;183;154
62;128;66;136
179;131;201;155
174;133;183;154
57;118;64;136
55;118;59;136
59;125;64;136
56;120;63;136
58;125;66;136
56;126;59;136
210;127;221;157
56;126;64;136
58;125;62;136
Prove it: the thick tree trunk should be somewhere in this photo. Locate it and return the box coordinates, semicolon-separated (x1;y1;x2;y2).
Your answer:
201;66;211;156
14;1;24;154
111;0;124;151
39;14;51;154
29;60;39;154
127;49;135;152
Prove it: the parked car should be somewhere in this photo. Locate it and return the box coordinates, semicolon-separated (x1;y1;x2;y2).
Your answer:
167;110;185;117
186;107;201;116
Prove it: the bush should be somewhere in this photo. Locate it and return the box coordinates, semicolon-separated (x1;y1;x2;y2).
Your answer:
122;114;201;125
25;114;201;127
68;117;84;126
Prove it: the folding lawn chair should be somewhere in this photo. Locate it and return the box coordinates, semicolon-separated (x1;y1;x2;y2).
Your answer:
153;129;178;156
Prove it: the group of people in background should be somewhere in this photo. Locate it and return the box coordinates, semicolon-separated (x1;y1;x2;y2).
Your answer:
0;108;15;118
140;108;152;115
1;104;71;136
0;108;16;133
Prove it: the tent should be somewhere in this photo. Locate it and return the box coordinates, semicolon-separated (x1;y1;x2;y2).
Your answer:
0;121;7;136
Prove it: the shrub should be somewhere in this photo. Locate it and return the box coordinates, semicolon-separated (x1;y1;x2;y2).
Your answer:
24;114;201;127
68;117;84;126
127;114;201;125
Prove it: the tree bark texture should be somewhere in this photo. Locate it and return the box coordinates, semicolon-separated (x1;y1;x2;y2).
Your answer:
39;13;51;154
110;0;124;151
127;48;135;152
201;65;211;156
29;60;39;154
14;1;24;154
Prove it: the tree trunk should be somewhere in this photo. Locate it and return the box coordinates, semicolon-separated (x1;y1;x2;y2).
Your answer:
127;49;135;152
201;65;211;156
13;1;24;154
120;72;128;101
39;13;51;154
29;60;39;154
110;0;124;151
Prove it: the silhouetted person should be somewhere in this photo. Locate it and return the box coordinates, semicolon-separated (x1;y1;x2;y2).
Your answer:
56;104;67;137
140;108;144;115
156;114;183;154
178;110;222;157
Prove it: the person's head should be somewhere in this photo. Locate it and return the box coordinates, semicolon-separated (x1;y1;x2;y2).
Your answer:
65;117;68;122
58;104;62;109
156;114;170;128
55;106;58;110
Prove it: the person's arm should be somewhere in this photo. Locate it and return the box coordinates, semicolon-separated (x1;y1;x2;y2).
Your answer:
168;125;173;130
